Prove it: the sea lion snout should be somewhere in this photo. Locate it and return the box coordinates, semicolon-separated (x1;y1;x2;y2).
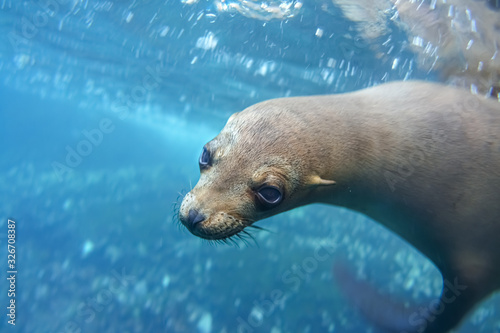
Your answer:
179;186;253;240
179;192;207;234
178;206;207;235
186;209;205;227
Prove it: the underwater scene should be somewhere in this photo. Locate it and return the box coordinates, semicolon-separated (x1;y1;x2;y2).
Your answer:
1;0;499;332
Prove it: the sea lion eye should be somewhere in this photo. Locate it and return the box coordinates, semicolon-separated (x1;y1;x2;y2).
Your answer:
199;147;211;168
256;186;283;208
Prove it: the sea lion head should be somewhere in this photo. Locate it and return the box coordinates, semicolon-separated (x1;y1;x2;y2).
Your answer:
179;99;337;240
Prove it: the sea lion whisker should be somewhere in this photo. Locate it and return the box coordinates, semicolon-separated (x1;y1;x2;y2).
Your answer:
230;228;258;247
228;236;241;248
223;238;235;247
239;230;259;247
234;233;250;247
176;188;189;201
247;224;272;234
207;239;221;247
171;198;185;231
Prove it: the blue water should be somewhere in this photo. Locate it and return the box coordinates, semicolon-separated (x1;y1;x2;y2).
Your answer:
0;1;498;332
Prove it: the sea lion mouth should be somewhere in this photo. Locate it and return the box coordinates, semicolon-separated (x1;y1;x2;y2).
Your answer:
187;220;259;246
179;207;254;242
186;220;245;240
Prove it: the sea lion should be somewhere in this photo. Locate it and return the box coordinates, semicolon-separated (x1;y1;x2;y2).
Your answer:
178;81;500;333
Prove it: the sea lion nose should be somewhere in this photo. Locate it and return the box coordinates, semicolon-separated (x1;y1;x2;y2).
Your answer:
187;209;205;227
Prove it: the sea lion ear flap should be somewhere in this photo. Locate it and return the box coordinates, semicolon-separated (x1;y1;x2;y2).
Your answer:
306;175;336;187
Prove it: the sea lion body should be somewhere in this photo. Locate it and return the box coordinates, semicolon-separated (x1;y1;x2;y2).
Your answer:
179;81;500;332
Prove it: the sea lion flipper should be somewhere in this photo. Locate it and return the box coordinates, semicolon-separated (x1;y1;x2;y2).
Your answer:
332;260;482;333
333;260;420;332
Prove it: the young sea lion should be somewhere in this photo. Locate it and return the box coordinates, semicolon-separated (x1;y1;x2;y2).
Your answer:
179;81;500;332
